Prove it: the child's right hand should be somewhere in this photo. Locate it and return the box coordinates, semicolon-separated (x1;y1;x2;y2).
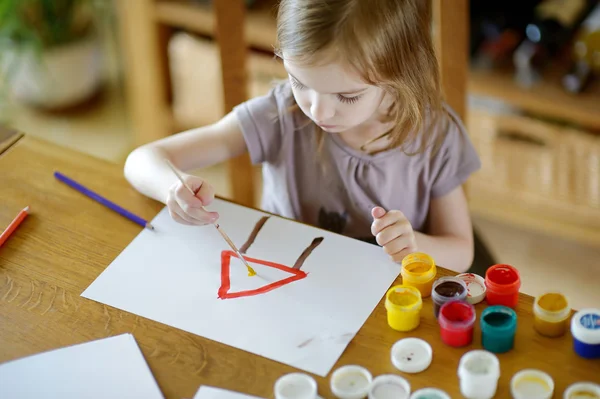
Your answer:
166;174;219;226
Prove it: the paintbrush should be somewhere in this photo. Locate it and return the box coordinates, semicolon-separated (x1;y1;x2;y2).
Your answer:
164;159;257;277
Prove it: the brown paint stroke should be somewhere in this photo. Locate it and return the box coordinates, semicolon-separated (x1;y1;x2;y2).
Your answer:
293;237;324;270
239;215;270;254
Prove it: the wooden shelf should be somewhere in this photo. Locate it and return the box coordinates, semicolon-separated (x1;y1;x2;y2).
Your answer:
468;184;600;248
155;1;600;131
154;0;277;51
469;67;600;131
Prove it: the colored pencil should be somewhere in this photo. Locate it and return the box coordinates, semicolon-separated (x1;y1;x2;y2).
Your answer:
0;206;29;247
54;171;154;230
164;159;257;277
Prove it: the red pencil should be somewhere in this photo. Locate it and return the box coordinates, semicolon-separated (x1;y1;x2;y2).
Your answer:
0;206;29;247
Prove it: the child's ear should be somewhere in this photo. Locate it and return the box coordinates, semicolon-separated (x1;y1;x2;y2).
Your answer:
371;206;386;219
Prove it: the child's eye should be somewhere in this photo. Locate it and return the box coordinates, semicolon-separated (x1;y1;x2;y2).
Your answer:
290;78;306;90
337;94;361;104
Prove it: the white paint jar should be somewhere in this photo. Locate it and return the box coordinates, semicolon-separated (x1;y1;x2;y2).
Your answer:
457;350;500;399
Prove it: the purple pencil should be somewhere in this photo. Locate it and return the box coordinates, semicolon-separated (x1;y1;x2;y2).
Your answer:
54;171;154;230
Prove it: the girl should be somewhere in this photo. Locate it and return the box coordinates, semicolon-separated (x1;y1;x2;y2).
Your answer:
124;0;481;272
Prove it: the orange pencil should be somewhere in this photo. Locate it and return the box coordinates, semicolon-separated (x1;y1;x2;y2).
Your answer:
0;206;29;247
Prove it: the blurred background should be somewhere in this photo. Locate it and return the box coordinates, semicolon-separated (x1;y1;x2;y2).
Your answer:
1;0;598;308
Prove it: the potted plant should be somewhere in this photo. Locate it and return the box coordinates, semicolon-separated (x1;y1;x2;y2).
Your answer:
0;0;103;112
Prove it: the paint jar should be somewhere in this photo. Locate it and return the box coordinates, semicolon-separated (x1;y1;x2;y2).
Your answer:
480;305;517;353
510;369;554;399
457;350;501;399
401;252;437;298
431;277;468;318
485;264;521;308
368;374;411;399
409;388;451;399
330;365;372;399
564;382;600;399
385;285;422;332
438;300;476;347
457;273;487;305
533;292;571;337
571;308;600;359
274;373;318;399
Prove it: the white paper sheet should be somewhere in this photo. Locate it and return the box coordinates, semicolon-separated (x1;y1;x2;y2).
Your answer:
82;199;400;376
194;386;264;399
0;334;164;399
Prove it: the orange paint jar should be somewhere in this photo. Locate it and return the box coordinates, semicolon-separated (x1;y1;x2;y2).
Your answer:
401;253;437;298
533;292;571;338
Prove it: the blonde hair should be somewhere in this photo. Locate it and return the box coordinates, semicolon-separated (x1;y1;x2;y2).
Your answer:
275;0;448;155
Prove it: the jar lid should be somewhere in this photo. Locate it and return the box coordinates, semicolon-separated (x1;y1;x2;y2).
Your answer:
391;338;432;374
563;382;600;399
510;369;554;399
456;273;487;304
409;388;451;399
368;375;411;399
330;365;372;399
274;373;318;399
571;309;600;345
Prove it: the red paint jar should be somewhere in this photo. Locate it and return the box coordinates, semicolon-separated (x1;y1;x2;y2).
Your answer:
485;264;521;308
438;300;476;347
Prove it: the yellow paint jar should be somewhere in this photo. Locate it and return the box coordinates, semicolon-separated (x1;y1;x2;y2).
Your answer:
401;253;437;298
385;285;423;332
533;292;571;338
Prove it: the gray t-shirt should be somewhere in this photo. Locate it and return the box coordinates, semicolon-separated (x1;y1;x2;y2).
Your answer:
234;83;481;243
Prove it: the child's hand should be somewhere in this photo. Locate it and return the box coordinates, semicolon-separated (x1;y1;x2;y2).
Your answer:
371;206;417;262
166;173;219;226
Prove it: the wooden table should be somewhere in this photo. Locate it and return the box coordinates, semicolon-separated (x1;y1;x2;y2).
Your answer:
1;136;598;398
0;125;23;156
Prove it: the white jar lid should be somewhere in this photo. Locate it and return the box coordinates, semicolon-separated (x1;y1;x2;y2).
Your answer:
510;369;554;399
571;309;600;345
409;388;451;399
274;373;318;399
368;375;411;399
330;365;372;399
456;273;487;304
564;381;600;399
391;338;433;374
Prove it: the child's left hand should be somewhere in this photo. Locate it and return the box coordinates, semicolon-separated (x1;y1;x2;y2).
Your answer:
371;206;417;263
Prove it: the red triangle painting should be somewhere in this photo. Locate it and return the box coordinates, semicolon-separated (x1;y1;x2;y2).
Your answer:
218;216;324;300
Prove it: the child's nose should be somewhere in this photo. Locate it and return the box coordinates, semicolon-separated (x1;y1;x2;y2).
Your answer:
310;95;335;122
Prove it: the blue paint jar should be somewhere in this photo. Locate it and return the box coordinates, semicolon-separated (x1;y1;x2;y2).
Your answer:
480;305;517;353
571;308;600;359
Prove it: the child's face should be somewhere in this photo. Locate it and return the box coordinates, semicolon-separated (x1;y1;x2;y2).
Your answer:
283;58;387;133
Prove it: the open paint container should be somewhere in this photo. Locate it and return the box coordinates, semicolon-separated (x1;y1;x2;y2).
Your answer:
438;300;476;347
385;285;423;332
401;252;437;298
510;369;554;399
485;264;521;308
330;365;372;399
391;338;433;374
274;373;318;399
563;382;600;399
431;277;468;318
533;292;571;337
480;305;517;353
368;375;411;399
457;350;500;399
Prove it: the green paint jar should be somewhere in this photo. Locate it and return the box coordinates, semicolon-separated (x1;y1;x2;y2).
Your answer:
481;306;518;353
